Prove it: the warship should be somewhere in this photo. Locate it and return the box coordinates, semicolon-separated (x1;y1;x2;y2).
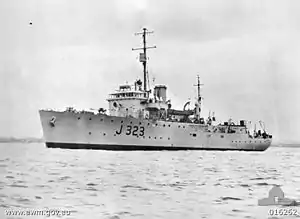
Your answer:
39;28;272;151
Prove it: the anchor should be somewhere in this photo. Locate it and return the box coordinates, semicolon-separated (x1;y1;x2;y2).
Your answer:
49;116;56;127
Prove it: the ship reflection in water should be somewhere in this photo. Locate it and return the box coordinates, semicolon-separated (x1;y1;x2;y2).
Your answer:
1;143;300;219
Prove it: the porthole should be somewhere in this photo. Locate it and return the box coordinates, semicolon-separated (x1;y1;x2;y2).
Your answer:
168;137;170;140
139;122;142;125
221;135;224;138
149;136;151;139
163;124;166;127
160;137;162;139
89;118;92;120
100;118;103;121
130;121;133;124
192;133;197;137
89;132;91;135
147;123;150;126
178;125;181;128
78;117;80;120
168;125;171;127
154;137;157;139
183;126;185;128
121;121;123;123
111;120;114;122
103;133;106;136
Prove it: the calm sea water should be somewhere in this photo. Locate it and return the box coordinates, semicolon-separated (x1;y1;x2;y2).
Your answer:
0;143;300;219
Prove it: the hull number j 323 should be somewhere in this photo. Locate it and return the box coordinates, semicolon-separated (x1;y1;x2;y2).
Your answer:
115;125;145;137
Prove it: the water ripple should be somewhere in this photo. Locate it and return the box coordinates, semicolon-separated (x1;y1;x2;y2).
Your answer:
0;143;299;219
220;196;243;201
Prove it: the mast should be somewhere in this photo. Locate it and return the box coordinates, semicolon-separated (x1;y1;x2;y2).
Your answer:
132;28;156;92
194;75;204;119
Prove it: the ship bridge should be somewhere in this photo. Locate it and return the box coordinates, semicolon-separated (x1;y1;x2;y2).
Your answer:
108;84;148;100
107;80;149;118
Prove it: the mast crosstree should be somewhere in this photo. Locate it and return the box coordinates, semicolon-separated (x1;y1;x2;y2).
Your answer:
132;28;156;92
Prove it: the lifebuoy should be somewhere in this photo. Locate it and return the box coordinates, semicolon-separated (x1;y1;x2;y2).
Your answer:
113;102;118;108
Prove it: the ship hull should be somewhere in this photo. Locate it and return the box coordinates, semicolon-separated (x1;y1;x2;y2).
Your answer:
45;142;268;151
39;110;271;152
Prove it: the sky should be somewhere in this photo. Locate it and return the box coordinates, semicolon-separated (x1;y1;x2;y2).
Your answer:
1;0;300;143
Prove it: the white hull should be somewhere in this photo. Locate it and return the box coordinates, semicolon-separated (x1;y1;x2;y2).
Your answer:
39;110;271;151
